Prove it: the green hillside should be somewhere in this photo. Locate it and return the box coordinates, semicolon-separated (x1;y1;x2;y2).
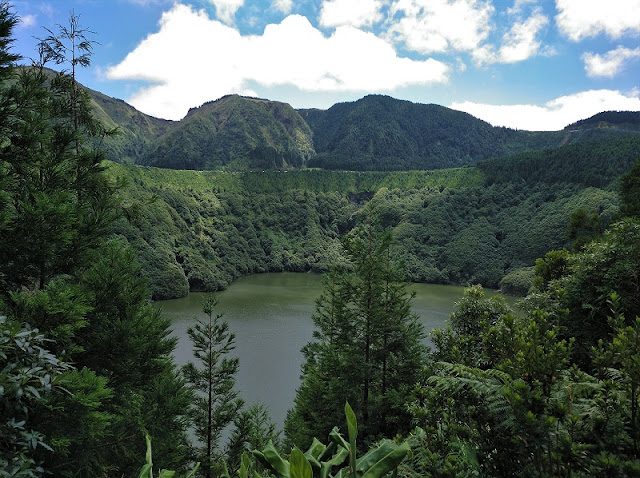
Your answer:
90;86;640;172
89;87;174;164
109;135;640;299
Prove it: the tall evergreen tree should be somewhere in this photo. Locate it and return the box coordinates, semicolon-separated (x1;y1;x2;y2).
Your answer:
183;295;244;478
0;7;190;475
285;217;426;448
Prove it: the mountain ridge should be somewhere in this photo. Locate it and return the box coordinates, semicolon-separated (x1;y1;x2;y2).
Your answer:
87;86;640;171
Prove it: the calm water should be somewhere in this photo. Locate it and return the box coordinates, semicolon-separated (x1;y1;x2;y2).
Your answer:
159;272;511;429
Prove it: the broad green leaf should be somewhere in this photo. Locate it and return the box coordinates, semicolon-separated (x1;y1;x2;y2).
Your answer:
305;437;327;460
360;442;410;478
221;460;231;478
329;427;349;451
145;434;152;466
290;447;313;478
259;441;290;478
356;441;396;472
345;402;357;477
159;470;176;478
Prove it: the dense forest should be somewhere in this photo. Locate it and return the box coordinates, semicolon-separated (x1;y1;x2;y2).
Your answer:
109;134;639;300
2;3;640;477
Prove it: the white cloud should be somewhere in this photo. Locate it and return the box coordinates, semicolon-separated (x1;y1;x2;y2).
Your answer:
107;4;450;120
508;0;538;16
556;0;640;41
495;10;548;63
209;0;244;24
388;0;494;55
18;14;37;28
583;46;640;78
451;89;640;131
465;9;548;65
272;0;293;14
319;0;384;28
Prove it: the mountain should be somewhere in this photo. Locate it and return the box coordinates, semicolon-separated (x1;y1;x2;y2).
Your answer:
301;95;525;170
301;95;640;170
140;94;315;170
87;86;640;171
89;88;174;164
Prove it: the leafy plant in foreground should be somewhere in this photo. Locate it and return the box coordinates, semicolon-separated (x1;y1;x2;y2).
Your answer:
250;402;410;478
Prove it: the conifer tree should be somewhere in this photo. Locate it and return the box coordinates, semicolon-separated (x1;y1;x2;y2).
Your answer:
285;217;426;448
183;295;244;478
0;7;190;474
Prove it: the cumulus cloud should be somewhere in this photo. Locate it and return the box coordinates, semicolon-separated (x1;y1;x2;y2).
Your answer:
319;0;385;28
556;0;640;41
497;11;548;62
209;0;244;24
388;0;494;55
272;0;293;14
107;4;449;120
473;9;548;64
583;46;640;78
451;89;640;131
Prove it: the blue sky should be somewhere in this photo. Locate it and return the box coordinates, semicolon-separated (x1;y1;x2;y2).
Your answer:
10;0;640;130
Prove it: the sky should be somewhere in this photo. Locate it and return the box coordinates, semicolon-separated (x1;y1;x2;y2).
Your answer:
9;0;640;130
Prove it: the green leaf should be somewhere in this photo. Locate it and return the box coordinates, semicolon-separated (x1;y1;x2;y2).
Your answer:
356;441;396;472
290;447;313;478
359;442;410;478
145;434;152;465
329;427;349;451
184;462;200;478
159;470;176;478
319;446;349;478
257;441;290;478
345;402;357;477
137;464;152;478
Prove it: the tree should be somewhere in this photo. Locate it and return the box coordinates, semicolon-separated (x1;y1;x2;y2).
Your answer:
225;403;279;472
285;219;426;448
620;157;640;218
183;295;243;478
0;8;190;475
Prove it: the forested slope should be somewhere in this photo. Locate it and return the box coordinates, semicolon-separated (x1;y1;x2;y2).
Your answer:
88;84;640;171
141;95;315;170
110;135;640;299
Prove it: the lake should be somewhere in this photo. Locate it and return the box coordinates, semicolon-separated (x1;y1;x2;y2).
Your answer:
159;272;511;429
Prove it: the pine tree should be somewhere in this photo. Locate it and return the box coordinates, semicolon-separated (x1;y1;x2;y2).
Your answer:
285;218;426;448
183;295;244;478
0;8;190;474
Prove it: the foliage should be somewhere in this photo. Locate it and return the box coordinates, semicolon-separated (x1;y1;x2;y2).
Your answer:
105;130;633;299
142;95;314;171
226;403;280;471
182;295;243;478
411;284;640;476
0;317;70;476
285;220;426;448
0;8;190;475
138;434;200;478
620;157;640;218
253;403;410;478
559;218;640;365
498;266;534;296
